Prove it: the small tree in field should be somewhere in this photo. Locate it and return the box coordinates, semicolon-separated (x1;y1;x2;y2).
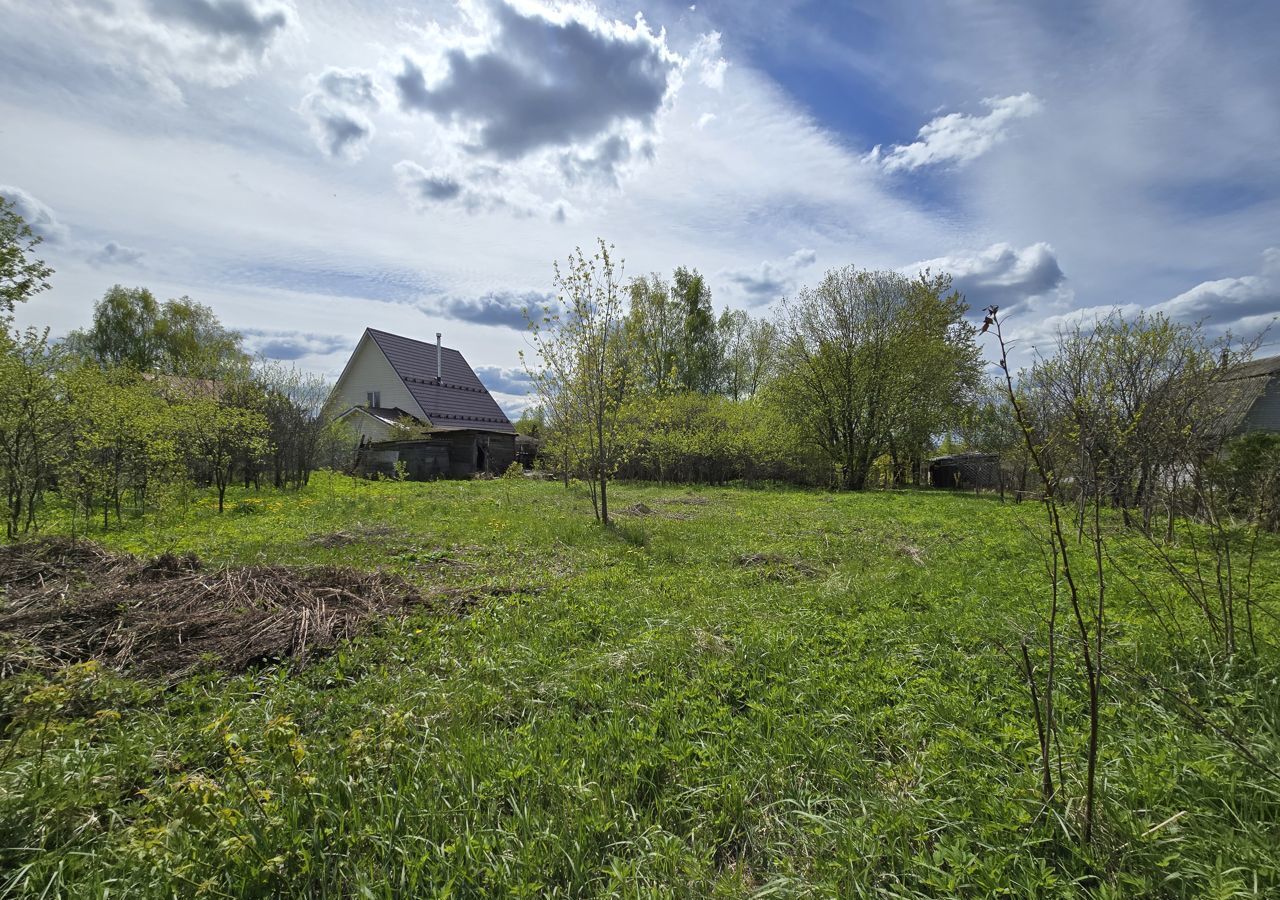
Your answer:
184;398;269;513
525;240;629;524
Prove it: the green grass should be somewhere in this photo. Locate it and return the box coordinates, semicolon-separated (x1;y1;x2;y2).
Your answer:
2;473;1278;898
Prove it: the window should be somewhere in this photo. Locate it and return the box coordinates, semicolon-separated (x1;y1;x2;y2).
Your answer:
366;391;380;407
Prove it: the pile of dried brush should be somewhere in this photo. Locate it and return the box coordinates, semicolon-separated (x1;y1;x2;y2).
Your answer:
0;537;426;679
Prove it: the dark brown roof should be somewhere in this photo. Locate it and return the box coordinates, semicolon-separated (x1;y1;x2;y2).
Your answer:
366;328;515;435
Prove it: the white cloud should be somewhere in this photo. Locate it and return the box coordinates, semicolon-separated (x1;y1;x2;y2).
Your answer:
868;93;1042;173
0;184;68;243
391;0;681;195
907;241;1066;311
88;241;145;267
690;31;728;90
721;248;817;306
55;0;299;97
1154;247;1280;339
300;67;380;161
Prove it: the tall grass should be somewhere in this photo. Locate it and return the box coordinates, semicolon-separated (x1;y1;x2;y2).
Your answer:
1;474;1277;897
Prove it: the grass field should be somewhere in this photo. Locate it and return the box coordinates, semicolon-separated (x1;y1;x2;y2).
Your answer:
2;474;1278;898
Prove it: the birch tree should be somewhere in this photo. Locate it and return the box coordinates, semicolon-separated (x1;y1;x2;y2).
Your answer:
525;240;629;524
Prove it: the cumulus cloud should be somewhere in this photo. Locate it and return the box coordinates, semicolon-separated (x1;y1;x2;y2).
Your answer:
907;242;1066;311
394;2;678;158
430;289;555;329
472;364;533;395
59;0;296;94
721;248;817;306
241;328;350;361
300;67;380;161
867;93;1042;173
0;185;68;243
1154;247;1280;338
88;241;145;267
388;0;684;205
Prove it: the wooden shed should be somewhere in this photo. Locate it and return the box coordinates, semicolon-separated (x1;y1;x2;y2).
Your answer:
928;452;1001;490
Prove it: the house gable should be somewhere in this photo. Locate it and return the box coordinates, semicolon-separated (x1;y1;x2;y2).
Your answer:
365;328;515;435
329;330;428;421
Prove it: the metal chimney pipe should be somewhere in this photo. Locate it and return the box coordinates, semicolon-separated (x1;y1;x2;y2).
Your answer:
436;332;442;383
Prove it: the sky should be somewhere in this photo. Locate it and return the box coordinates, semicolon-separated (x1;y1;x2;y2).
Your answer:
2;0;1278;414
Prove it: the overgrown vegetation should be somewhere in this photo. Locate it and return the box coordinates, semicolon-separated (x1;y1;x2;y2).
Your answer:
1;475;1277;896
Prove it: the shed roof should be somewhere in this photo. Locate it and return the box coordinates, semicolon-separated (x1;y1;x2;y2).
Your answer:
337;406;422;429
365;328;515;435
1224;354;1280;382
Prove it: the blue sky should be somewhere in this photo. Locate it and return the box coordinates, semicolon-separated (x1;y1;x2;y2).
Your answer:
2;0;1277;412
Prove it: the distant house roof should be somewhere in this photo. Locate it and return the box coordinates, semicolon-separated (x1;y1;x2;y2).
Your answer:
365;328;516;435
338;406;422;429
1224;354;1280;382
1221;353;1280;433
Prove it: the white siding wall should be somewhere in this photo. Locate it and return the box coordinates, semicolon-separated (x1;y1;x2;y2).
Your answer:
330;335;425;419
339;411;396;443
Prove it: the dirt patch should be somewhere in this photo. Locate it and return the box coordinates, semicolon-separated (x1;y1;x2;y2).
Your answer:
734;552;821;581
622;502;654;516
0;537;435;679
305;524;399;548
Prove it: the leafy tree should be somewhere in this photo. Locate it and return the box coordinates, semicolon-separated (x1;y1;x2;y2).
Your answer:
1024;311;1247;529
0;196;53;317
672;266;721;394
880;271;982;483
184;396;269;513
255;362;339;488
526;240;630;524
0;328;67;537
624;273;682;396
718;308;776;401
156;296;250;378
66;286;248;378
774;267;979;490
62;366;184;530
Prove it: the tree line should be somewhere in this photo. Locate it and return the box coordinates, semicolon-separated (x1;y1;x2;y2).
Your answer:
0;198;346;537
526;239;1277;528
524;240;985;521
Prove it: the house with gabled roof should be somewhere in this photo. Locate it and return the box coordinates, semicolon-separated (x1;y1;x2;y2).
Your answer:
329;328;516;478
1223;354;1280;434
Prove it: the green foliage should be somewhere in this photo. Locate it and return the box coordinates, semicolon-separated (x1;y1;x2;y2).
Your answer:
526;240;630;523
0;195;53;317
774;267;981;489
0;328;67;537
61;365;187;531
2;477;1277;896
65;286;250;378
617;392;812;484
672;266;720;394
1207;432;1280;528
718;308;776;401
513;406;545;439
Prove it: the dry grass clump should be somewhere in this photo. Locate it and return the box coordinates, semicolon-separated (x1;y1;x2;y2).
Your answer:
734;552;821;580
0;538;426;679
